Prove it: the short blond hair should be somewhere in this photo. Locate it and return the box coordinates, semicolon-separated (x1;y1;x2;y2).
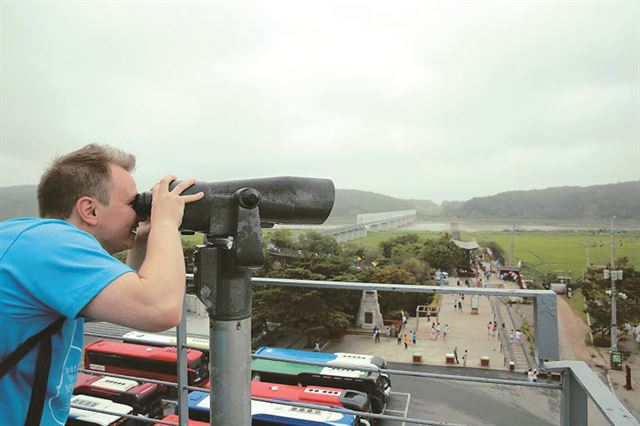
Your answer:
37;144;136;218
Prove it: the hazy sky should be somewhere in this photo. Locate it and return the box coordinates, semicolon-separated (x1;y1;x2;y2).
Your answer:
1;1;638;203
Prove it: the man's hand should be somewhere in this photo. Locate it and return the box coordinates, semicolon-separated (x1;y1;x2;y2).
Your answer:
134;219;151;242
149;176;204;229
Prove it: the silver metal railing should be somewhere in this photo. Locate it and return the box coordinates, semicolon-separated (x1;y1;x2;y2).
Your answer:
78;276;638;426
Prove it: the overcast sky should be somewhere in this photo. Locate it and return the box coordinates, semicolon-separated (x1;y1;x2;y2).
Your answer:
1;1;638;203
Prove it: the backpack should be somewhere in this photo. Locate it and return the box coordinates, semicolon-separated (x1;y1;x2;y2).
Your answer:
0;317;65;426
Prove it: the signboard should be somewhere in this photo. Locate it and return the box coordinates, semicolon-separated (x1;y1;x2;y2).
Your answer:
471;295;479;309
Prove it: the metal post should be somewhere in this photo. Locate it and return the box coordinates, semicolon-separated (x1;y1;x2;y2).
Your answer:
610;216;617;353
533;293;559;364
176;296;189;426
196;243;253;426
210;317;252;424
561;369;588;426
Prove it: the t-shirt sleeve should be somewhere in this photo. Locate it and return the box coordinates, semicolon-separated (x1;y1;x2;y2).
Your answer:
4;222;134;319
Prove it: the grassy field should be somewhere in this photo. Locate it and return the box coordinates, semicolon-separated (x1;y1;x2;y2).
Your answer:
182;227;640;282
466;230;640;280
352;229;640;281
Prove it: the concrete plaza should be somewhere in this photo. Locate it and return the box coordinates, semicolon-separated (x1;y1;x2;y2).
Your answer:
326;289;504;370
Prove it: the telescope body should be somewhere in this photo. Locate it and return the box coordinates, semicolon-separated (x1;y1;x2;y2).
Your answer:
134;176;335;235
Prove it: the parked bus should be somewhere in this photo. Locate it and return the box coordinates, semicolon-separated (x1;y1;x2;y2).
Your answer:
74;372;163;418
253;347;390;414
254;347;389;376
251;360;387;414
154;415;207;426
84;340;208;389
67;394;133;426
198;380;370;413
186;391;371;425
122;331;209;352
251;381;370;413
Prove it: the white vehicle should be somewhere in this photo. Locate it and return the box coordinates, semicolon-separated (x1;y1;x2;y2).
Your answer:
68;394;133;426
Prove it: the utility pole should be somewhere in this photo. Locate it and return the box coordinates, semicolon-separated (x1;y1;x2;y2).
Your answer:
585;237;591;267
509;225;515;267
609;216;617;353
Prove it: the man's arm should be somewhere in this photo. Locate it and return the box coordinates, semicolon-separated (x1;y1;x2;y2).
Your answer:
81;176;203;332
125;221;150;271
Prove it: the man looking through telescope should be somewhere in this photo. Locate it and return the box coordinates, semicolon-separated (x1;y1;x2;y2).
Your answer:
0;144;203;425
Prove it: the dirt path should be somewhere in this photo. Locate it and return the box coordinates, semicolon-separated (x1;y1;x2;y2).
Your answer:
556;296;594;363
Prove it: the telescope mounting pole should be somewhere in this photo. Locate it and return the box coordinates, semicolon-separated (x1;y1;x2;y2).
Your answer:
194;189;264;426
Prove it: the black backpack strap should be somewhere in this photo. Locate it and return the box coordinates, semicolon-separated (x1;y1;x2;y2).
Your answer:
0;318;64;378
0;317;65;426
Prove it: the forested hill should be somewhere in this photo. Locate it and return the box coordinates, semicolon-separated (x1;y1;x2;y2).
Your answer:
0;185;38;219
1;181;638;221
442;181;640;220
329;189;439;218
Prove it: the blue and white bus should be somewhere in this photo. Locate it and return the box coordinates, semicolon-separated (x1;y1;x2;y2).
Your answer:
254;347;391;402
186;391;371;426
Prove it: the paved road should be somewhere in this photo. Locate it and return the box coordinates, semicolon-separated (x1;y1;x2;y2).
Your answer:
378;362;559;426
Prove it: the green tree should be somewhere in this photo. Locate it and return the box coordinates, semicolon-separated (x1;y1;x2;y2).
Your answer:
582;258;640;343
380;234;419;258
298;231;342;256
268;229;298;250
420;233;465;273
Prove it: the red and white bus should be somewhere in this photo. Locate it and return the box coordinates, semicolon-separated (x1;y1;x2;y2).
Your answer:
74;372;163;418
251;381;370;413
154;415;207;426
84;340;208;389
67;394;133;426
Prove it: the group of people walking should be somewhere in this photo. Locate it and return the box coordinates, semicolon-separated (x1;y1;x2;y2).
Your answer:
396;330;417;349
429;321;449;341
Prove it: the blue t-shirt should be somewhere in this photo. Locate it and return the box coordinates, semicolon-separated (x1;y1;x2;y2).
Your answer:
0;218;133;426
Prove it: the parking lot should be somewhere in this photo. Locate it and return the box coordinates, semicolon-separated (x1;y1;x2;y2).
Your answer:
381;391;411;425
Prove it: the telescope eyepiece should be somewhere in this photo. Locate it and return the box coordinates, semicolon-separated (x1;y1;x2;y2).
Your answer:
133;192;152;221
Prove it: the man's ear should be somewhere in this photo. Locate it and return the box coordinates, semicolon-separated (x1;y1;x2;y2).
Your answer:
75;196;99;226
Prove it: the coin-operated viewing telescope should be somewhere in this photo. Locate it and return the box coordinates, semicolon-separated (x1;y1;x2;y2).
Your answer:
133;176;335;425
133;176;335;267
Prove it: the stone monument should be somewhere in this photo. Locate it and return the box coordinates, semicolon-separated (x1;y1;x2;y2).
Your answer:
355;290;384;329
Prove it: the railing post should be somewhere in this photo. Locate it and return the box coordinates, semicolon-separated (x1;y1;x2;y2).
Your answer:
176;295;189;426
533;293;559;365
561;368;588;426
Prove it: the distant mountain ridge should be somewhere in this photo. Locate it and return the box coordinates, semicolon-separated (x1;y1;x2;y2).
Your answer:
441;181;640;220
1;181;638;221
0;185;38;219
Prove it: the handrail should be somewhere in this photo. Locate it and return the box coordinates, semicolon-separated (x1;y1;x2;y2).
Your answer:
499;297;535;370
78;274;638;426
545;361;639;425
491;297;516;367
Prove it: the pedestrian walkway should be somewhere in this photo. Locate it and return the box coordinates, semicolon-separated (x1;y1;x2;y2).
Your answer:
326;288;503;370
